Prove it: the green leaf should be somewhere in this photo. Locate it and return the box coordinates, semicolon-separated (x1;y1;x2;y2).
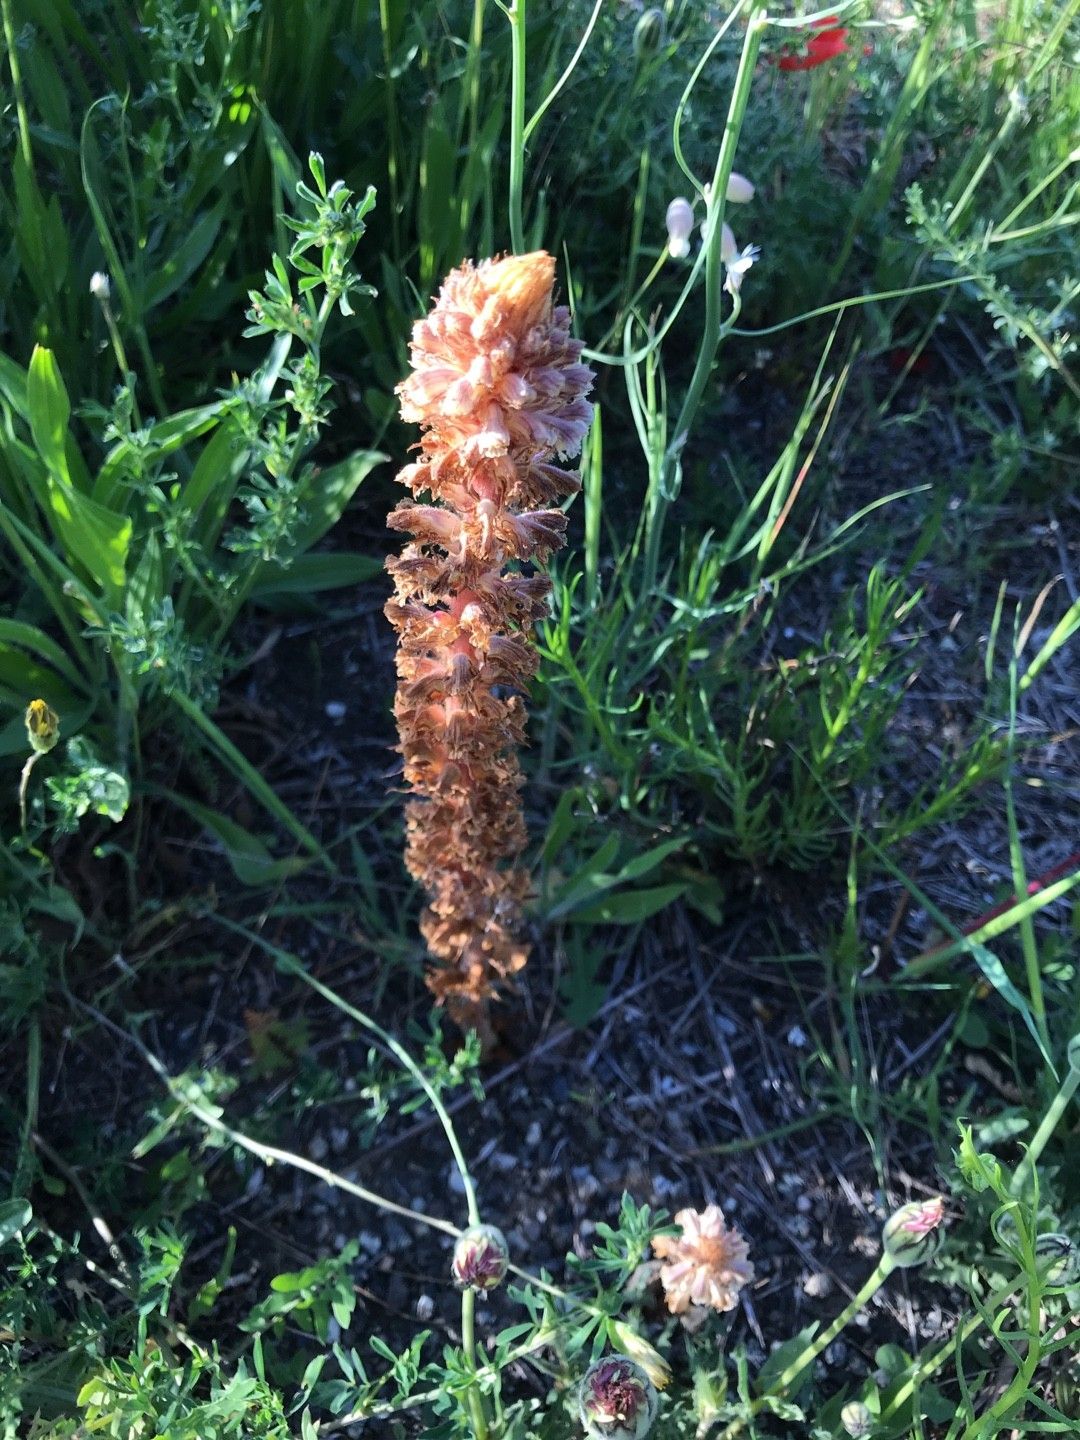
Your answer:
0;620;86;692
163;792;311;887
251;551;384;599
43;475;131;597
146;203;227;309
568;882;688;925
0;1199;32;1248
27;346;71;480
288;449;386;556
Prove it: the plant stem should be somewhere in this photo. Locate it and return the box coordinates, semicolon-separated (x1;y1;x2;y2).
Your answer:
1;0;35;177
1010;1045;1080;1198
777;1255;895;1394
13;1018;41;1199
243;936;483;1226
646;2;766;591
506;0;527;252
461;1287;490;1440
18;754;41;836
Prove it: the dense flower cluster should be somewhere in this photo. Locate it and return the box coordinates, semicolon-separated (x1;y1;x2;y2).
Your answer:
387;251;593;1035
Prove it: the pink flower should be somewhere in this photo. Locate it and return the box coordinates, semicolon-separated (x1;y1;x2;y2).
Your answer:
651;1204;754;1314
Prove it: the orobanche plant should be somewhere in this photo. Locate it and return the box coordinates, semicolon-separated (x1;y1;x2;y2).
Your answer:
0;155;381;864
386;250;593;1037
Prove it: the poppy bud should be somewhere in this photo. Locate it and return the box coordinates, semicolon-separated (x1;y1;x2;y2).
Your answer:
451;1224;509;1291
579;1358;658;1440
633;8;667;60
882;1196;946;1268
840;1400;874;1437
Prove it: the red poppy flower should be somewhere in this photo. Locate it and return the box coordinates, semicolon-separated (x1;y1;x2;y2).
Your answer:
775;15;849;72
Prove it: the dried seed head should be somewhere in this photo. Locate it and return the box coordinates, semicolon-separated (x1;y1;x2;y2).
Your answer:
579;1358;658;1440
451;1224;509;1292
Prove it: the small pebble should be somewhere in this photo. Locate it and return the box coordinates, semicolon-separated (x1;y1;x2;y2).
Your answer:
325;701;347;720
803;1271;833;1300
525;1120;542;1148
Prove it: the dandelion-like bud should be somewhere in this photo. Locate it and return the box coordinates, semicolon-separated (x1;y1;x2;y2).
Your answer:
840;1400;874;1437
388;252;594;1034
579;1358;658;1440
451;1223;510;1291
633;8;667;58
89;271;111;302
665;198;694;259
882;1196;946;1269
651;1204;754;1314
608;1320;671;1391
25;699;60;756
1035;1232;1080;1289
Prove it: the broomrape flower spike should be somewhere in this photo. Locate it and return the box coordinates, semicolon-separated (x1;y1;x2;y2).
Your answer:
387;252;593;1038
651;1203;754;1314
579;1357;658;1440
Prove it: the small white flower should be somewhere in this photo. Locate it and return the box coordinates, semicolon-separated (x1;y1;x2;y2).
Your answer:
665;197;694;259
89;271;111;302
720;223;760;297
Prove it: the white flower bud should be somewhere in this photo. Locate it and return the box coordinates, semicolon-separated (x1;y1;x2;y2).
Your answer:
665;198;694;259
1035;1232;1080;1289
726;171;755;204
633;8;667;59
89;271;111;302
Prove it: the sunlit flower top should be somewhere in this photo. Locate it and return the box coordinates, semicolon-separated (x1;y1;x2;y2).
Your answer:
651;1204;754;1313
